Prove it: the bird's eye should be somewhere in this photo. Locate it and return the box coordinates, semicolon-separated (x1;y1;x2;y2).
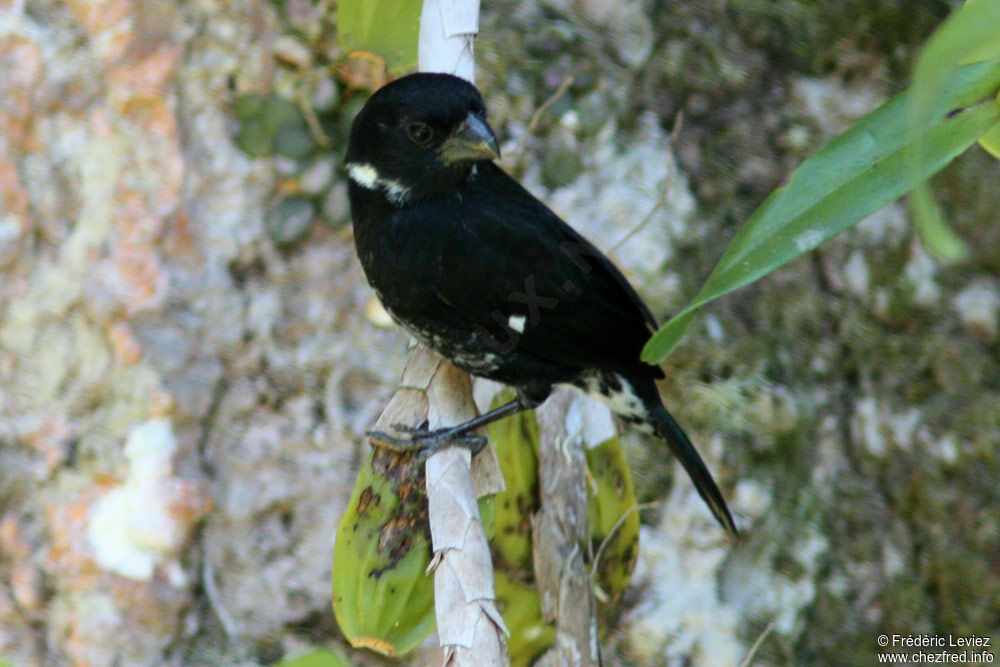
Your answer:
406;122;433;145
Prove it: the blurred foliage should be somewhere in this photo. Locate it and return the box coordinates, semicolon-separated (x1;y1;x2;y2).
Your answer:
266;195;317;247
337;0;422;73
277;647;349;667
232;85;373;243
643;1;1000;362
233;94;314;159
232;1;398;245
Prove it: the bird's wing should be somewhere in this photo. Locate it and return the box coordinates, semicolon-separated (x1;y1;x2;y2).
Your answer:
428;163;663;380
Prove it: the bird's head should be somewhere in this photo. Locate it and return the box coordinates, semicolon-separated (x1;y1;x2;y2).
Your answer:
345;73;501;205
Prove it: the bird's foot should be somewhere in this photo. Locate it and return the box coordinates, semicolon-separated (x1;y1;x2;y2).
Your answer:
366;421;488;461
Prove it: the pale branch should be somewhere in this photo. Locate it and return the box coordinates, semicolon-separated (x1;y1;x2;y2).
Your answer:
532;389;602;667
417;2;508;663
369;344;506;662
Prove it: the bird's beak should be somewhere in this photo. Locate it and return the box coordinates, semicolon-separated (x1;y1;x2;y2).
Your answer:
440;112;500;164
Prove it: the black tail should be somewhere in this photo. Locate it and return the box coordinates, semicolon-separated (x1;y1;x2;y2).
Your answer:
627;378;738;539
648;402;738;539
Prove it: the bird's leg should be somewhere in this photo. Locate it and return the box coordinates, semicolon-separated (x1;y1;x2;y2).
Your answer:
366;397;531;460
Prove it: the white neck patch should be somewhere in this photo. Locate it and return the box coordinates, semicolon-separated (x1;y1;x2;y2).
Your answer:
346;162;411;205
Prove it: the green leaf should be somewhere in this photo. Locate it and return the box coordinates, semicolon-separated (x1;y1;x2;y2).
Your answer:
234;118;274;158
908;0;1000;266
233;94;313;159
483;391;539;572
979;119;1000;158
261;96;305;133
337;0;423;72
585;436;640;609
274;122;316;160
916;0;1000;69
909;0;1000;169
908;182;968;264
642;58;1000;364
332;448;435;657
494;570;554;667
278;648;349;667
233;93;266;121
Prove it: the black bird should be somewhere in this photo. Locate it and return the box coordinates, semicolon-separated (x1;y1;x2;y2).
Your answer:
346;72;737;538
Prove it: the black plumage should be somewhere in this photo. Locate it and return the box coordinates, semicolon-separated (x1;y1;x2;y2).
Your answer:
346;72;737;538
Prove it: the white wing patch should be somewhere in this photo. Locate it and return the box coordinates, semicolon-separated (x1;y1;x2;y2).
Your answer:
508;314;527;334
346;162;412;205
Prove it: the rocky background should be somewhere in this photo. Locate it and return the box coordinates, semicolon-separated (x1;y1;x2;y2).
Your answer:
1;0;998;664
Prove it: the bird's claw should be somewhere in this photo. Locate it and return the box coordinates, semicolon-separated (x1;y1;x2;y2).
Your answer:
386;422;429;436
366;423;488;461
